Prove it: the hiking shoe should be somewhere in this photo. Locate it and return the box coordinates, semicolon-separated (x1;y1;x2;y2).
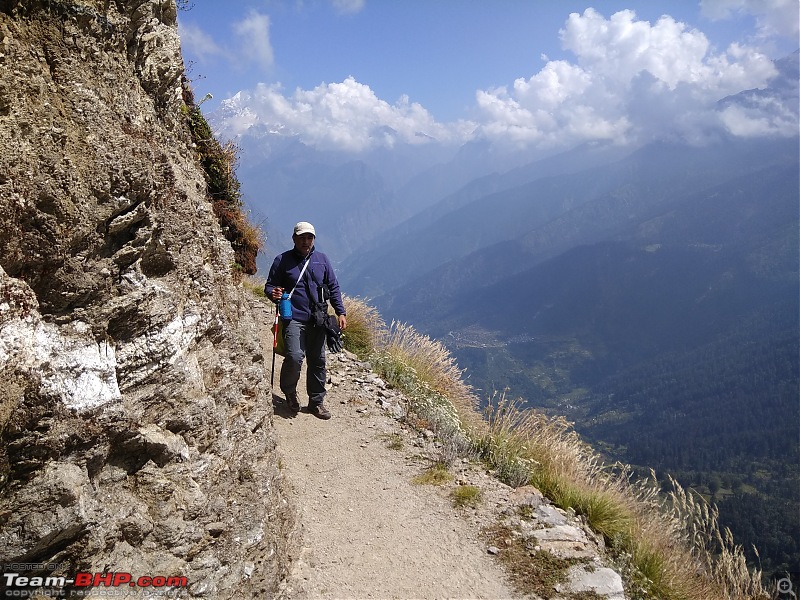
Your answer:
309;403;331;420
285;393;300;413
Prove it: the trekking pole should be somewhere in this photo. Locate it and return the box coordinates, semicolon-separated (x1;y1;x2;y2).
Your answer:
271;310;279;387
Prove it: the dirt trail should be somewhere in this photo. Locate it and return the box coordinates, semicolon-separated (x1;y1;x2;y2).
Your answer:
257;311;521;599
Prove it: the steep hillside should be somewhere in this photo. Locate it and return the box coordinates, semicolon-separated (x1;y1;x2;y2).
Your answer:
347;137;796;301
390;153;799;575
340;141;632;297
423;158;797;339
0;1;292;596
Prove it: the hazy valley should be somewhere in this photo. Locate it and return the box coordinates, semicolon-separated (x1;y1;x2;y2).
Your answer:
218;50;799;578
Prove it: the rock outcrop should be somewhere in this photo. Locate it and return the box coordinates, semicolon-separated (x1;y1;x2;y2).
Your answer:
0;1;292;596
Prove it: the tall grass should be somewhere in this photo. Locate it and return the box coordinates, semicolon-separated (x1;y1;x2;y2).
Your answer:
340;296;383;357
340;296;769;600
379;320;482;430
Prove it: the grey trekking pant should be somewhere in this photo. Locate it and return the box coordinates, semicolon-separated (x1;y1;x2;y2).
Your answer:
280;319;327;406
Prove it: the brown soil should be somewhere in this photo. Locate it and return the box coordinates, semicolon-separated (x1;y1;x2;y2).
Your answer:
262;336;525;599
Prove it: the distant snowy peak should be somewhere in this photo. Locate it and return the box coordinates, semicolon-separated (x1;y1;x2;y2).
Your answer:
207;92;464;173
207;83;469;154
210;51;798;155
720;50;799;101
211;91;279;139
716;51;799;138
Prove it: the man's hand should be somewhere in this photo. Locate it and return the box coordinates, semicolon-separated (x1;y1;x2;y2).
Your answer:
338;314;347;330
270;287;284;301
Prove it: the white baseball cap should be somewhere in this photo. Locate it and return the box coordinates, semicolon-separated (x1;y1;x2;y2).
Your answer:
293;221;316;236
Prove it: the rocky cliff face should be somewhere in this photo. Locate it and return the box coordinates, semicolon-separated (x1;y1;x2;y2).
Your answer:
0;1;293;596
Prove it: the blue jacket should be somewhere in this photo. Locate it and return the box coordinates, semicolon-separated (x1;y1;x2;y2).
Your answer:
265;247;346;323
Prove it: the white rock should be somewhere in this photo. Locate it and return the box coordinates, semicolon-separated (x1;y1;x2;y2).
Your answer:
558;565;626;600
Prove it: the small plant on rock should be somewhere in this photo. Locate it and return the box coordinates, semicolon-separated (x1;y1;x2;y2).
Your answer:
451;484;482;508
382;433;404;450
412;461;452;486
182;77;263;275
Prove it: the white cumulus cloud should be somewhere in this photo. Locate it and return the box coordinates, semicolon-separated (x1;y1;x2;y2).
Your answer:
217;77;475;152
216;7;795;154
331;0;365;15
179;21;231;64
701;0;800;39
233;10;274;71
473;8;786;149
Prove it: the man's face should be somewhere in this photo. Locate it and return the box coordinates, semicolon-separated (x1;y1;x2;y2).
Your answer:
293;233;315;256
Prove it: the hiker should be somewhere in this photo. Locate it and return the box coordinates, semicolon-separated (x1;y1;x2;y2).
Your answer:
265;222;347;420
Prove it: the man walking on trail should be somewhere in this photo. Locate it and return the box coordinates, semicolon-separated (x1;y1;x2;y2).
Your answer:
265;222;347;420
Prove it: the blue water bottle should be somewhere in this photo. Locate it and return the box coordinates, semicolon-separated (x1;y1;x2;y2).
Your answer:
279;292;292;320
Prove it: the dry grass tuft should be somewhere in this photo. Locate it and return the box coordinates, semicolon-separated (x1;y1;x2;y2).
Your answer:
477;392;768;600
451;484;482;508
242;276;267;298
341;295;384;356
379;321;485;434
382;433;404;450
412;462;453;486
382;322;472;401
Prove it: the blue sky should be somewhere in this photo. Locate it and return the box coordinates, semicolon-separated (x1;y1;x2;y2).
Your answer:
178;1;798;152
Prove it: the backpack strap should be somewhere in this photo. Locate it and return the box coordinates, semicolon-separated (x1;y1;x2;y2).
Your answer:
287;256;310;299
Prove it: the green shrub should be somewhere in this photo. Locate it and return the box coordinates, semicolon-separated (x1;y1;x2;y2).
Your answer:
451;484;482;508
243;276;267;298
341;296;383;356
412;462;452;486
182;77;262;275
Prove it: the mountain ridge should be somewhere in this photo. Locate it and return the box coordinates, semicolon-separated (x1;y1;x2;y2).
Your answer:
367;136;797;321
387;151;799;576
